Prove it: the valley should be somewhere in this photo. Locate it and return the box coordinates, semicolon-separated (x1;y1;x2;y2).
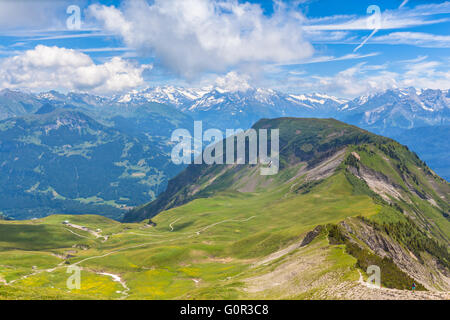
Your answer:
0;94;192;220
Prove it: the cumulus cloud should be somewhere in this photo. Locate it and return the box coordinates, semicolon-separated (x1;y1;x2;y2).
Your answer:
88;0;314;78
214;71;252;92
0;45;151;94
318;64;399;96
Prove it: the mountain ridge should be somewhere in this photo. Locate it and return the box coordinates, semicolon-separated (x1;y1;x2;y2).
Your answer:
124;117;449;223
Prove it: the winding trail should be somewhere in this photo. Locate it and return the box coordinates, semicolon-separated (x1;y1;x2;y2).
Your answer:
169;218;182;231
64;228;90;239
6;260;67;285
72;216;257;266
5;215;448;300
2;215;257;300
64;223;108;241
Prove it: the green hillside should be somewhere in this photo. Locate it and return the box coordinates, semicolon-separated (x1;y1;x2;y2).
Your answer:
0;118;448;300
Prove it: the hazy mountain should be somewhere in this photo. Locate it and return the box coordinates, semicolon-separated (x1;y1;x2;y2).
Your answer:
340;88;450;133
0;107;189;220
116;86;347;129
0;89;44;120
390;125;450;181
337;88;449;180
116;86;448;132
114;86;449;180
113;86;208;108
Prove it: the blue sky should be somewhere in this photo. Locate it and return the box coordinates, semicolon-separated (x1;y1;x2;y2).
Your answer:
0;0;449;97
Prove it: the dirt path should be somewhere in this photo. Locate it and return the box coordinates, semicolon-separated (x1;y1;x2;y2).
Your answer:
4;262;130;299
326;280;450;300
64;228;90;239
96;271;130;300
73;216;257;266
4;215;257;299
64;223;107;241
244;242;449;300
169;218;182;231
6;260;67;286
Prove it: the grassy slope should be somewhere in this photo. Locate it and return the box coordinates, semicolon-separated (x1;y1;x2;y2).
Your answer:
0;169;383;299
1;118;448;299
124;117;385;222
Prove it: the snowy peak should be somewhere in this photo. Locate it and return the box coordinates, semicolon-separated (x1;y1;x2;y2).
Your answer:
339;87;450;131
342;88;449;113
2;86;448;133
288;93;347;108
116;86;209;107
115;86;348;116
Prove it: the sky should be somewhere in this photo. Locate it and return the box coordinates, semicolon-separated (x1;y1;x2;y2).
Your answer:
0;0;449;97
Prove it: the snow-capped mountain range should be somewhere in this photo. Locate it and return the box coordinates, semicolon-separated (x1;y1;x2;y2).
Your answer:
109;85;351;129
110;85;450;131
0;86;449;181
339;87;450;133
1;86;448;131
114;85;348;114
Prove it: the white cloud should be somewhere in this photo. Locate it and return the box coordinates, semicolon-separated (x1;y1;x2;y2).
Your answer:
372;32;450;48
214;71;252;92
399;55;428;64
0;45;151;94
284;60;450;97
89;0;314;78
296;52;380;64
320;64;399;96
305;2;450;31
303;30;350;42
399;1;409;9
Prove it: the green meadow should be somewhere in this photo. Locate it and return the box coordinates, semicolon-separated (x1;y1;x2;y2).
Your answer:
0;168;384;300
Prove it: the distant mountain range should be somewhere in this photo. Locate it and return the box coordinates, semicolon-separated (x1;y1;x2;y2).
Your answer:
2;86;448;131
116;86;347;128
113;85;449;129
121;86;449;180
0;85;448;219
